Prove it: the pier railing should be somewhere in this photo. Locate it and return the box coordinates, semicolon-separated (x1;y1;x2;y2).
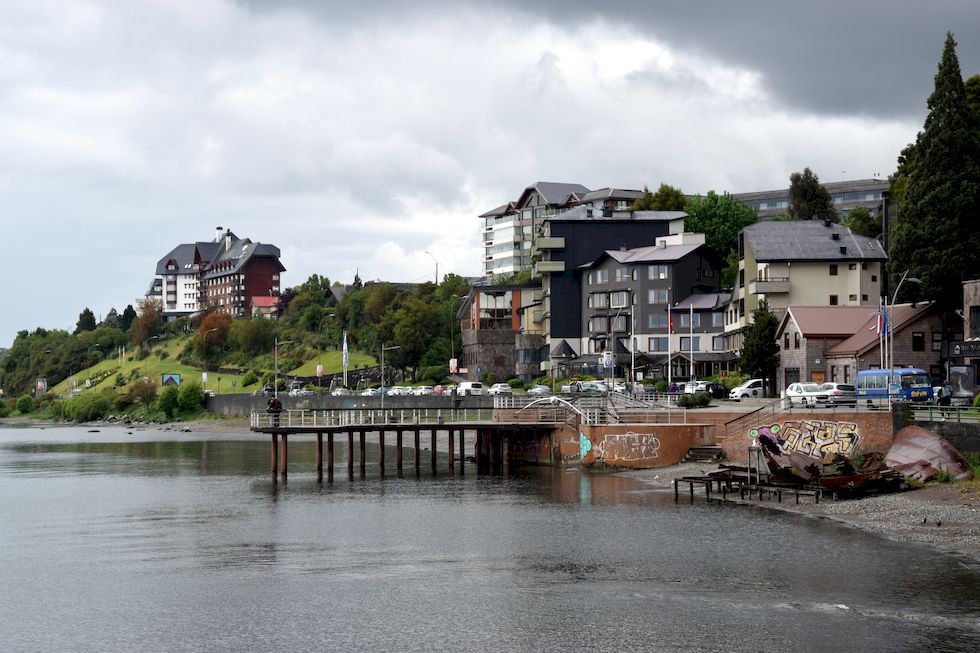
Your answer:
250;406;568;429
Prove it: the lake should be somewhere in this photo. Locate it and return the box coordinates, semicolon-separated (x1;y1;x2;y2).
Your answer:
0;424;978;652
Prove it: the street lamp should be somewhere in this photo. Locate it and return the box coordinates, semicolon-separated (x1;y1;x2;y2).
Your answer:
317;312;336;393
887;270;920;393
380;343;401;414
449;294;468;374
424;250;439;285
202;328;219;390
274;337;294;399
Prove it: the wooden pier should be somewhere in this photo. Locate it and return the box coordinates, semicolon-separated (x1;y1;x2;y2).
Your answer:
673;476;830;504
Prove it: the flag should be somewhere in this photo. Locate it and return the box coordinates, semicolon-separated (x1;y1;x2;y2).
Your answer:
342;330;349;368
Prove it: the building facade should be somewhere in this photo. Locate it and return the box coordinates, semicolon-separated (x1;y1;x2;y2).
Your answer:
458;284;547;383
733;178;889;219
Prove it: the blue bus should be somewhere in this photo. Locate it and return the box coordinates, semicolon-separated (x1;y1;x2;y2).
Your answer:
856;368;933;402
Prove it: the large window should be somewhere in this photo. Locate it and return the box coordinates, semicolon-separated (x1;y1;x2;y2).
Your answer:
595;269;609;284
610;291;629;308
712;312;723;327
679;313;701;328
912;332;925;352
591;317;608;333
712;336;725;350
478;291;513;329
593;293;609;308
648;314;668;329
680;336;701;351
648;289;668;304
615;267;629;282
612;315;628;331
648;265;668;280
648;336;668;351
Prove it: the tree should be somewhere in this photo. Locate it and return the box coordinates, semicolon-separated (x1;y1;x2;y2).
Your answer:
682;191;758;284
127;378;158;407
889;32;980;315
102;308;120;329
393;298;439;380
130;298;163;346
120;304;137;332
158;385;179;418
633;183;686;211
229;318;276;356
842;206;881;239
965;74;980;124
193;313;231;360
788;168;837;221
739;300;780;392
75;308;97;334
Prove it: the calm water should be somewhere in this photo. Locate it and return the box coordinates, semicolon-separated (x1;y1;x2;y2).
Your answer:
0;424;978;653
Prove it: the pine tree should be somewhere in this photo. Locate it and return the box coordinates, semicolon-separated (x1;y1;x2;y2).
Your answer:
74;308;96;334
739;300;780;386
788;168;837;221
889;33;980;315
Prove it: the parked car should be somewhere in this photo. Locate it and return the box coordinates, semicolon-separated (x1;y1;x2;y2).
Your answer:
361;387;381;396
579;380;608;394
701;382;728;399
527;384;553;396
821;382;857;405
413;386;434;396
288;387;314;397
252;384;275;397
330;387;352;396
561;381;582;393
729;378;764;401
457;381;483;396
784;382;829;406
487;383;513;396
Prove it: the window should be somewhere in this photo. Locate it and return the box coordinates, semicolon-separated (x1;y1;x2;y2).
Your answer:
648;265;668;280
862;294;868;301
648;289;668;304
680;336;701;351
794;332;800;349
631;268;638;281
592;317;608;333
739;269;744;288
862;263;868;270
648;314;668;329
784;333;790;349
871;275;877;282
615;267;629;282
849;294;857;302
829;264;838;276
679;313;701;328
610;291;629;308
712;336;725;350
612;315;628;331
593;293;608;308
587;296;593;308
829;295;839;305
844;365;850;383
848;263;857;270
712;312;723;327
587;273;593;286
596;269;609;284
648;337;668;351
932;332;943;352
912;332;925;352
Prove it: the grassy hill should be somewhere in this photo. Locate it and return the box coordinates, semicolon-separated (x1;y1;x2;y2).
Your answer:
47;335;378;397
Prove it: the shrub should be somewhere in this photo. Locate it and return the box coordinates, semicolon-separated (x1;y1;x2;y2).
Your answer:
159;351;169;360
480;371;496;385
178;382;204;412
973;393;980;408
158;386;180;418
136;348;150;361
242;371;259;387
931;468;955;484
16;394;34;414
0;403;9;418
677;392;711;408
115;374;126;388
655;381;669;393
507;378;522;388
62;392;112;422
127;378;158;407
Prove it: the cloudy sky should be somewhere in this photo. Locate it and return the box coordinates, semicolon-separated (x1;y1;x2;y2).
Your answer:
2;0;978;346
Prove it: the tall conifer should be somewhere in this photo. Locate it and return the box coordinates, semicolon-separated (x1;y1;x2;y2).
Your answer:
889;32;980;315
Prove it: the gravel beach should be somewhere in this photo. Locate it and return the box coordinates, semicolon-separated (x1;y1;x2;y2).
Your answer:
627;462;980;566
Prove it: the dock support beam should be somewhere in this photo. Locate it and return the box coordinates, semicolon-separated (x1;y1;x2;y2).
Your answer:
379;430;386;478
396;431;403;476
280;434;288;481
459;430;465;475
347;431;354;478
414;430;420;475
327;433;334;482
448;429;455;474
271;433;279;477
359;431;366;478
316;432;323;482
431;429;437;475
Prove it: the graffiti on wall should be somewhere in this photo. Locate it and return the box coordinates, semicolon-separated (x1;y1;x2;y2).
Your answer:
749;419;861;459
581;431;661;465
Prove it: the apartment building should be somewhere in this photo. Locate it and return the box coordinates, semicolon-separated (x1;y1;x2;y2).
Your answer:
732;178;889;219
725;220;886;351
149;227;285;320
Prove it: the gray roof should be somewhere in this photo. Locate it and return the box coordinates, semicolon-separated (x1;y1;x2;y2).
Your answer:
531;181;590;205
478;202;515;218
604;243;701;264
631;210;688;221
203;237;284;279
154;240;223;275
579;187;643;202
743;220;887;262
673;292;729;311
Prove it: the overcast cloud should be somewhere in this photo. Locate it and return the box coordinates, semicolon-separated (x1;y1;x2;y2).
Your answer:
1;0;977;346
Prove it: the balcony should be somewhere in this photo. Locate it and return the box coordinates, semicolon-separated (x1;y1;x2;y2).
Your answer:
534;260;565;274
535;236;565;250
748;277;790;295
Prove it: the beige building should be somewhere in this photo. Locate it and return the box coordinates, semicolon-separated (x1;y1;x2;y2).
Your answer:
726;220;887;351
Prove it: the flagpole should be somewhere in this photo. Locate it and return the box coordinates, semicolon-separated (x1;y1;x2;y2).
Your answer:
342;330;349;388
667;297;672;389
690;303;695;382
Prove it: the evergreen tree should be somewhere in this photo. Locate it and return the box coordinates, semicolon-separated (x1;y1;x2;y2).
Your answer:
120;304;137;332
74;308;96;334
788;168;837;221
632;183;686;211
842;206;881;239
739;300;779;390
889;32;980;315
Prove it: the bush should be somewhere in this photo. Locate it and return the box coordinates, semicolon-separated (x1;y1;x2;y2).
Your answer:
127;378;158;407
62;392;112;422
115;374;126;388
507;378;522;388
136;348;151;361
0;402;9;418
242;371;259;387
16;394;34;414
159;351;169;360
973;393;980;408
158;386;180;418
655;381;669;393
178;382;204;412
677;392;711;408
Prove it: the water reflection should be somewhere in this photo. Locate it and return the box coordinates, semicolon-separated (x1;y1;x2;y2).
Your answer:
0;426;978;652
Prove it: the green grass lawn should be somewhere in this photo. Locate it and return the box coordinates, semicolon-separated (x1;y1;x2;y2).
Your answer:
47;336;377;397
289;350;376;377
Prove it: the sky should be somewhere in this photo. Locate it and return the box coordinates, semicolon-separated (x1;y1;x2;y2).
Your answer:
1;0;978;347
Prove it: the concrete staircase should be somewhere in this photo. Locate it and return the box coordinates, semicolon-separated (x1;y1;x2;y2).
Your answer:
683;446;725;463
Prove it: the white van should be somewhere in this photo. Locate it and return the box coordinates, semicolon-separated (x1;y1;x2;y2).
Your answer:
457;381;483;396
730;378;764;401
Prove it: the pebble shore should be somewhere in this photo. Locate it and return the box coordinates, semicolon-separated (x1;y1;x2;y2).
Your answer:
627;463;980;566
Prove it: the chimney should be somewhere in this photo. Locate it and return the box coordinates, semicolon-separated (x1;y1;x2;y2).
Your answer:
215;226;223;243
658;240;667;249
824;218;832;227
831;232;840;240
224;229;233;251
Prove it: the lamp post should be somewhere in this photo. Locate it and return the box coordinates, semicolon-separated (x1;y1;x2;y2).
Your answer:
449;294;468;375
887;270;920;394
202;328;218;390
274;337;294;399
424;250;439;285
380;343;401;414
317;312;336;393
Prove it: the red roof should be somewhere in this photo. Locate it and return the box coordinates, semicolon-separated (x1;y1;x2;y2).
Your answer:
251;296;279;308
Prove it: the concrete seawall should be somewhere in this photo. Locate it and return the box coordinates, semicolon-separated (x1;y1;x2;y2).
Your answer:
207;393;493;417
